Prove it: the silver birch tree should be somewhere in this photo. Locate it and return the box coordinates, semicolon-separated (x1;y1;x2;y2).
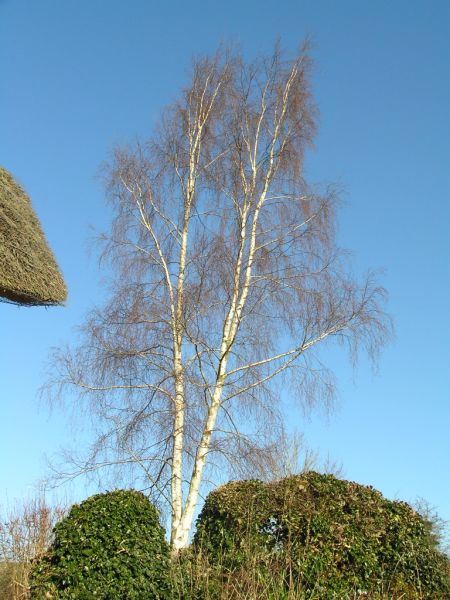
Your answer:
47;45;390;551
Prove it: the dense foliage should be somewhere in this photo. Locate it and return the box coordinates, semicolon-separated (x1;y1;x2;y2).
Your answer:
193;472;450;599
24;477;450;599
29;490;171;599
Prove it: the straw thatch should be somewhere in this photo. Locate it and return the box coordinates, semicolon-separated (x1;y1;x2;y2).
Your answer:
0;167;67;306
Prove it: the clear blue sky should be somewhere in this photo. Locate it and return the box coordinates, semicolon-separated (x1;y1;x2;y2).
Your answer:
1;0;449;530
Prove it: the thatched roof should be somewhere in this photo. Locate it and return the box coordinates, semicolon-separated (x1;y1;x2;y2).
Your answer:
0;167;67;306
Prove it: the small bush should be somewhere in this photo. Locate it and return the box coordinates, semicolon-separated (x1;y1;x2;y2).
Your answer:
29;489;172;599
194;472;450;599
0;496;65;600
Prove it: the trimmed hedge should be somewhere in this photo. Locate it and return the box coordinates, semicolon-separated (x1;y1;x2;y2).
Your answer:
194;472;450;598
29;490;172;599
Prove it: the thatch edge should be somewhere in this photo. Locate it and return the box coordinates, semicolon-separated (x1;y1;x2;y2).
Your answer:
0;167;68;307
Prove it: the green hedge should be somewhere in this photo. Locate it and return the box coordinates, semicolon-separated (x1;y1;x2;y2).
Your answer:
29;490;172;599
194;472;450;598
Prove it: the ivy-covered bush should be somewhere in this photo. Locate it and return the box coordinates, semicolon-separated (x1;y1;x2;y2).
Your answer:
29;490;172;599
194;472;450;599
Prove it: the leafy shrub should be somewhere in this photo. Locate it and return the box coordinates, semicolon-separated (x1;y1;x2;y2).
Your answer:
29;490;172;599
194;472;450;599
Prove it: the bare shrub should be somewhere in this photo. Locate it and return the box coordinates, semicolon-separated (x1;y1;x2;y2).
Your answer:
0;496;66;600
